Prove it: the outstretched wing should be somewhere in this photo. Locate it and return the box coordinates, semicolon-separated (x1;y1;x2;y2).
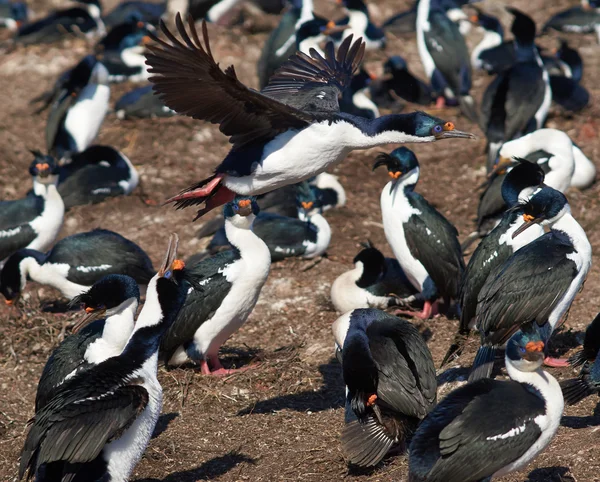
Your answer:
261;35;366;114
146;14;314;150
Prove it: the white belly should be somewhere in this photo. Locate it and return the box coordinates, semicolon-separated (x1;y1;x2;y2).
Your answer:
302;213;331;258
28;185;64;253
330;271;392;313
65;84;110;153
380;185;428;292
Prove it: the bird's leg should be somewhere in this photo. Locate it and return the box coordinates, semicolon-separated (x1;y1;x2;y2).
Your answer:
392;300;436;320
543;356;570;368
204;355;255;376
199;359;212;375
435;96;446;108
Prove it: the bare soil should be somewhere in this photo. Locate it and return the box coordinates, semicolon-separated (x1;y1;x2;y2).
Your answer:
1;0;600;481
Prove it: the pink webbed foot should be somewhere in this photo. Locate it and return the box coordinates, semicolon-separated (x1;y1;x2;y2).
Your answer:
193;187;236;220
392;300;437;320
435;96;446;108
203;355;257;376
544;356;570;368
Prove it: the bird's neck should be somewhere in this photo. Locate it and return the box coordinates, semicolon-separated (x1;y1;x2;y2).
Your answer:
101;298;138;352
19;250;46;278
502;214;544;250
354;260;384;288
335;113;432;149
225;216;270;260
505;361;563;416
392;167;420;195
32;179;59;198
552;212;591;261
298;0;314;24
348;9;369;31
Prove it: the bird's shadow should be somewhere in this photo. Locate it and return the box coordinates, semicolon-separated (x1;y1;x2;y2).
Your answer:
151;412;179;439
135;451;256;482
237;358;345;415
40;299;78;314
560;402;600;429
526;466;574;481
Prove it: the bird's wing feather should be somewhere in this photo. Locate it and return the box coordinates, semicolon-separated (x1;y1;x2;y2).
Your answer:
504;64;546;139
19;385;148;479
404;194;465;299
146;15;315;150
0;195;44;230
261;35;365;114
476;232;577;343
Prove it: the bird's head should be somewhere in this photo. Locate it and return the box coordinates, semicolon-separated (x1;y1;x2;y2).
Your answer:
353;240;386;272
97;16;155;53
224;196;260;229
10;2;28;24
296;182;321;220
68;55;109;89
0;249;40;305
512;186;569;239
501;159;545;207
69;274;141;333
350;67;376;92
469;9;502;35
506;323;547;371
297;16;347;41
412;112;476;140
373;147;419;192
28;151;59;185
384;55;408;75
507;7;536;45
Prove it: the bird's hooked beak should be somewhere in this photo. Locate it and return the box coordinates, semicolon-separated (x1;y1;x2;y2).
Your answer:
237;199;254;217
512;213;543;238
523;340;545;362
72;305;107;333
158;234;182;278
435;122;477;140
35;162;51;178
322;20;349;35
373;157;400;194
301;201;314;211
488;155;515;179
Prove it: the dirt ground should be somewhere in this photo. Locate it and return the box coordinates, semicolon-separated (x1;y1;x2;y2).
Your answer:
1;0;600;480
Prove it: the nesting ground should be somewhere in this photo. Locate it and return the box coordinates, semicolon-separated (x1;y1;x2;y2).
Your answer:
1;0;600;480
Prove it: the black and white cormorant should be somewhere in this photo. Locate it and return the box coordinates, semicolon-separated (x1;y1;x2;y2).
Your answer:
56;145;139;209
0;0;27;30
470;128;578;244
443;161;545;366
200;182;332;261
410;324;564;482
543;0;600;43
330;241;417;313
0;154;64;263
33;55;110;161
115;84;175;119
35;274;140;412
145;16;476;219
369;55;433;107
375;147;465;319
331;0;385;50
0;229;155;304
102;1;167;29
471;186;592;380
480;8;551;170
161;196;271;374
416;0;477;120
19;235;190;482
95;16;155;83
470;9;504;72
560;312;600;406
14;0;104;45
333;308;437;467
256;0;314;89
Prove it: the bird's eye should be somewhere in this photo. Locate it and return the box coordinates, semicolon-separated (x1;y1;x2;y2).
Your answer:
433;125;443;134
519;346;526;353
233;204;239;211
164;270;172;279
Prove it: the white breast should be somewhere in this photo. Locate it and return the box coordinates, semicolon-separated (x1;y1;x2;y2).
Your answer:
64;83;110;153
24;259;89;299
28;184;64;253
104;354;162;482
571;145;596;189
416;0;436;79
301;213;331;258
380;181;428;292
471;30;502;70
330;263;393;313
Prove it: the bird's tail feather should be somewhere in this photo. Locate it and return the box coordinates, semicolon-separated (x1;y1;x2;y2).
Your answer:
341;416;395;468
468;345;496;382
441;330;469;368
560;378;593;405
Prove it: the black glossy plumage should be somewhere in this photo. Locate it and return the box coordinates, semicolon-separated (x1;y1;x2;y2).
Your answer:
146;16;364;150
102;1;166;29
370;56;433;107
57;145;135;209
543;6;600;36
409;378;545;482
550;75;590;112
35;320;104;412
404;192;465;301
569;312;600;368
0;223;36;261
422;3;472;100
478;40;516;75
160;249;239;364
0;194;44;230
256;2;302;89
341;309;436;467
360;254;417;299
15;5;99;45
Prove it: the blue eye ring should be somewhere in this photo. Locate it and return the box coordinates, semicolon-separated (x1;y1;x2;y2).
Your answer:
518;346;526;353
233;204;239;211
433;125;443;134
164;270;172;279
